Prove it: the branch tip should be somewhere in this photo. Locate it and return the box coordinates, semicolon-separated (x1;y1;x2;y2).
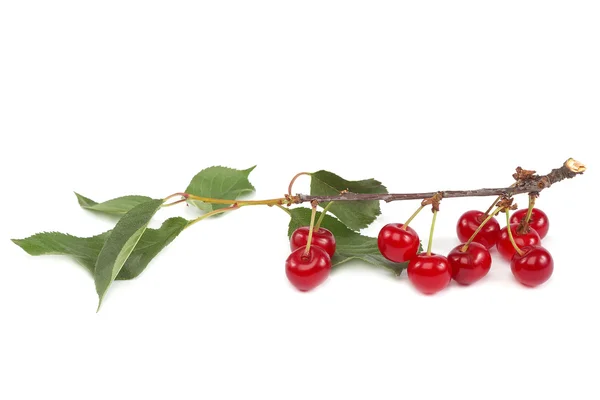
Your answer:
565;158;586;173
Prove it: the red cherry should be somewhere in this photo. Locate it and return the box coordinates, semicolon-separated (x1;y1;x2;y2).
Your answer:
456;210;501;249
447;243;492;285
407;253;452;294
285;246;332;292
496;223;541;261
511;245;553;287
290;227;336;258
377;224;420;263
510;208;550;239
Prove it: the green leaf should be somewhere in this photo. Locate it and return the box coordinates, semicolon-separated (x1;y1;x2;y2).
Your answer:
94;199;163;309
75;192;153;215
12;231;109;274
117;217;188;280
185;166;256;212
288;208;409;275
12;217;189;281
310;170;387;231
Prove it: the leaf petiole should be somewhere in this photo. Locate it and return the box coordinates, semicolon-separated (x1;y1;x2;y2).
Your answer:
186;204;242;229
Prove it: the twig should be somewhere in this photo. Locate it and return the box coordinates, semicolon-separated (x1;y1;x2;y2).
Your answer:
297;158;585;204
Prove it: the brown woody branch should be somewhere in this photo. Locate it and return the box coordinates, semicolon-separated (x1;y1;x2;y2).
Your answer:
296;158;586;204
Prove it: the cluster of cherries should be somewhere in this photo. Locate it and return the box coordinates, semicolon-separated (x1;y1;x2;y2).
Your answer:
378;205;553;294
286;225;336;291
285;202;553;294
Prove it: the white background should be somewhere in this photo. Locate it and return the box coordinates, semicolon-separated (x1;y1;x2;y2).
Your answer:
1;1;598;399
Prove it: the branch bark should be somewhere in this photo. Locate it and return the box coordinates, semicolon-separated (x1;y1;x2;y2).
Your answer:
296;158;586;204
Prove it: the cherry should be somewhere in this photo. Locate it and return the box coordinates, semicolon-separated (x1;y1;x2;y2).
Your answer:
285;246;332;292
377;224;420;263
510;208;550;239
496;223;541;261
290;226;336;258
407;253;451;294
447;243;492;285
456;210;501;249
511;245;553;287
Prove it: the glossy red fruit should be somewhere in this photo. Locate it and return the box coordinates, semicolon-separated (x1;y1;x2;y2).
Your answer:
285;246;332;292
496;223;541;261
511;245;553;287
290;227;336;258
447;243;492;285
377;224;420;263
456;210;501;249
510;208;550;239
407;253;452;294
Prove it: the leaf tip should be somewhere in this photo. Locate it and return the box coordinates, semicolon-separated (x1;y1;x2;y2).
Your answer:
74;192;95;208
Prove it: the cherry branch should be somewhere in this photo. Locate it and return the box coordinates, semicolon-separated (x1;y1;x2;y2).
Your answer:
296;158;586;204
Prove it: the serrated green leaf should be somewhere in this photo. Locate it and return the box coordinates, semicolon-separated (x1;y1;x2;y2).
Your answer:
75;192;153;215
185;166;256;212
12;231;109;274
288;208;408;275
12;217;189;281
310;170;387;231
94;199;163;309
117;217;188;280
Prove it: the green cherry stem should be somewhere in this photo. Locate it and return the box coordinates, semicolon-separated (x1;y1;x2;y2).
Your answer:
402;205;425;230
483;196;501;217
314;202;334;230
525;194;536;224
505;210;524;256
304;202;318;257
483;183;517;216
460;207;502;252
426;209;438;256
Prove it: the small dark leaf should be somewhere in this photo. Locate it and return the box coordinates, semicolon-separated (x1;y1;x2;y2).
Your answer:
288;208;408;275
75;192;153;215
310;170;387;231
185;166;256;212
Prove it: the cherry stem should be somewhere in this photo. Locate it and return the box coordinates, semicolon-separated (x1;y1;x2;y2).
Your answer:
505;210;524;256
185;204;241;229
402;205;425;230
304;202;318;257
482;183;516;216
314;201;334;230
525;194;536;224
461;207;502;252
426;209;438;256
288;172;311;196
483;196;501;217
